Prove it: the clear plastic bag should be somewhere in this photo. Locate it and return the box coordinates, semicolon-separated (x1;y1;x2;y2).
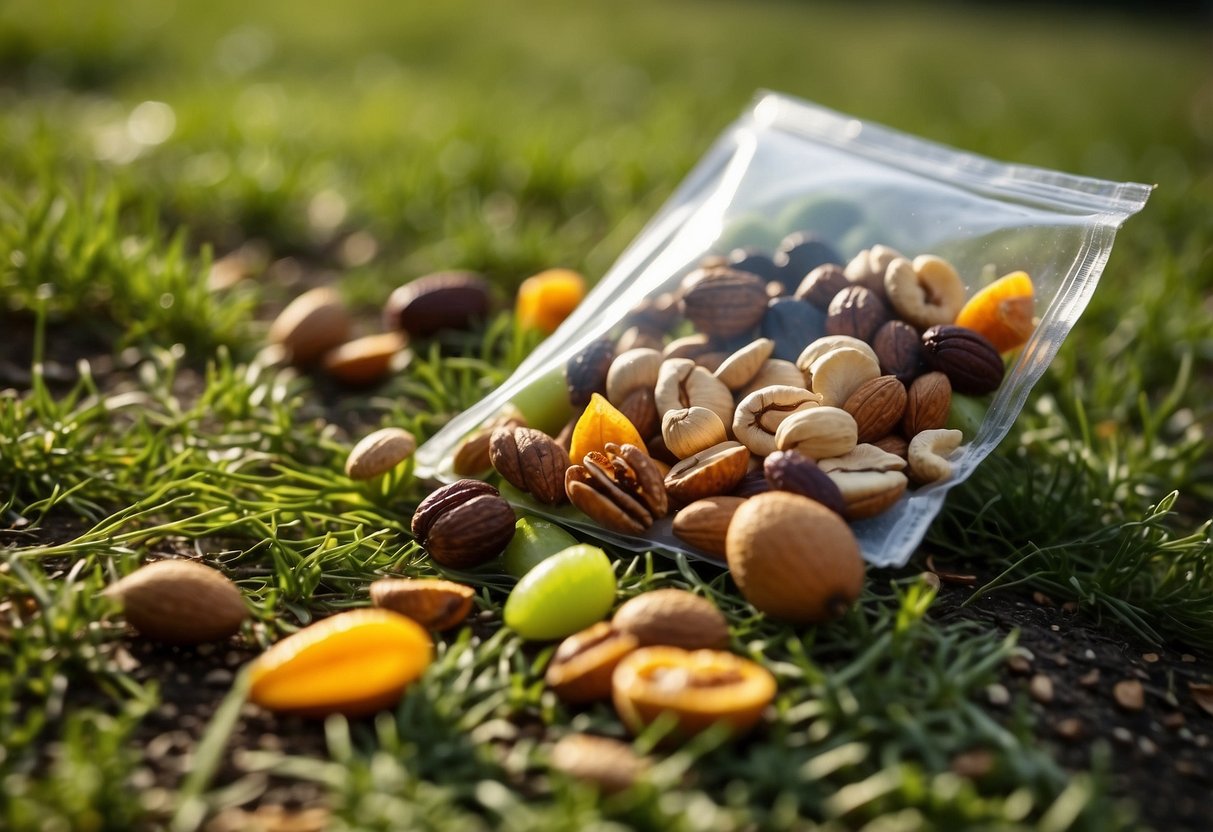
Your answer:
416;91;1152;568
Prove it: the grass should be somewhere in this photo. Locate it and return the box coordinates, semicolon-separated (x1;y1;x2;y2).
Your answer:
1;0;1211;829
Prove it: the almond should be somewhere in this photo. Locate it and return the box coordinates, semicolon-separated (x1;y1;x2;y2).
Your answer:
323;332;407;387
903;372;952;438
104;559;247;645
671;496;746;560
844;375;907;443
268;286;351;366
345;427;417;480
611;589;730;650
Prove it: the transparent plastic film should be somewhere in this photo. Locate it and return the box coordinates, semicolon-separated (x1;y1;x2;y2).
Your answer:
416;92;1152;568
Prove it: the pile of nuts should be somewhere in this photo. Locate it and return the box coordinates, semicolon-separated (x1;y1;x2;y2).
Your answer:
445;234;1034;621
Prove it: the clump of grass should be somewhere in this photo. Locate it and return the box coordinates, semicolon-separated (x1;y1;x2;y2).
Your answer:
0;184;254;354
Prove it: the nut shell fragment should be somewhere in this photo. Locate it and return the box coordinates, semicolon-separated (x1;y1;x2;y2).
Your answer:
545;622;639;703
370;578;476;631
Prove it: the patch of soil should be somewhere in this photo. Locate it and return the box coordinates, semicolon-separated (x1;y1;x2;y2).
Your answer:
925;564;1213;831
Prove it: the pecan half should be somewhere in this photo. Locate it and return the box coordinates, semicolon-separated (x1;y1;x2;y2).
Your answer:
565;443;668;534
489;426;570;505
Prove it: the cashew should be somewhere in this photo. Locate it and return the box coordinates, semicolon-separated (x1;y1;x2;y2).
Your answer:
732;385;821;456
662;406;728;459
843;245;905;297
714;338;774;391
907;428;963;484
774;406;857;460
817;442;907;474
796;335;879;388
606;348;663;406
737;359;806;398
884;255;967;330
807;347;880;408
816;440;910;520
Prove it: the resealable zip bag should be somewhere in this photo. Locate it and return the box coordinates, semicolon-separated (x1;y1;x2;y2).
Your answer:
416;91;1152;568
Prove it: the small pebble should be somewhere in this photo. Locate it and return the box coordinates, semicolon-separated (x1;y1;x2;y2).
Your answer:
1114;679;1145;711
1055;718;1083;740
1006;655;1032;675
1137;736;1158;756
987;683;1010;707
1175;759;1201;777
1083;649;1096;661
1078;668;1101;687
1142;652;1160;663
1032;591;1054;607
1112;727;1133;745
1050;624;1060;632
1029;674;1054;704
204;668;234;686
1162;712;1186;730
1061;602;1079;613
196;643;215;657
1181;654;1196;663
1052;653;1069;668
950;749;995;778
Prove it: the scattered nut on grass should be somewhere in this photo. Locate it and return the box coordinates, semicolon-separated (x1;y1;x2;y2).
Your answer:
550;733;649;793
345;427;417;480
104;559;248;645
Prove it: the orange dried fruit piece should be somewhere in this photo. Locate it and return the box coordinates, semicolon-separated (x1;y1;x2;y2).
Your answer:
611;646;776;741
569;393;647;464
248;608;433;717
954;270;1035;353
516;268;587;335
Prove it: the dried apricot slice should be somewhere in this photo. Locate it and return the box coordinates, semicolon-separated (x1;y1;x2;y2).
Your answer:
516;268;587;334
568;392;647;464
612;646;776;740
248;608;432;717
954;270;1035;353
